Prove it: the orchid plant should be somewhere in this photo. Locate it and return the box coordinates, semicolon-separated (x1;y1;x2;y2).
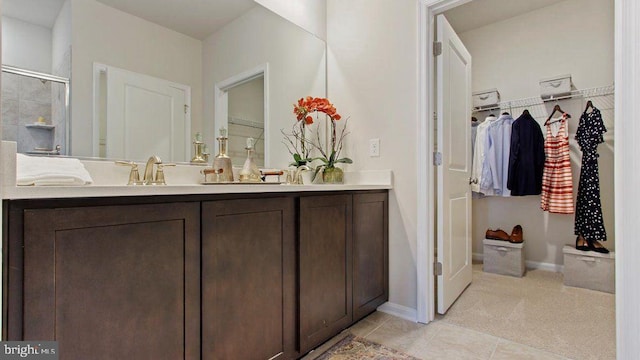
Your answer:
282;96;344;166
282;96;352;176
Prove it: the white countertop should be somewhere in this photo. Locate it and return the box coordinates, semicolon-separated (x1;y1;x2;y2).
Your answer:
4;183;392;200
2;141;392;200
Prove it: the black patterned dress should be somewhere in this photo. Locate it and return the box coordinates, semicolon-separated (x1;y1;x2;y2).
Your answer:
574;107;607;242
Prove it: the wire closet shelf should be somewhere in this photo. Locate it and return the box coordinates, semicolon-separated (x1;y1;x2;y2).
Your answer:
472;85;614;120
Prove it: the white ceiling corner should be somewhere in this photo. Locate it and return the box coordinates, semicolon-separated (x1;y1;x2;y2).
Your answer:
2;0;258;40
3;0;66;28
94;0;257;40
444;0;568;34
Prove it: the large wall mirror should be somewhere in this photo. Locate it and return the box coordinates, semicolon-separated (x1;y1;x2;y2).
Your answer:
1;0;326;166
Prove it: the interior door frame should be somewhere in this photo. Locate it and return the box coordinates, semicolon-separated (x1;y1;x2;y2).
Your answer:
213;63;270;167
416;0;473;325
418;2;636;358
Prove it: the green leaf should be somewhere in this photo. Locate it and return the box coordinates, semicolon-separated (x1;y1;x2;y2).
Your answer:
335;157;353;164
312;166;325;181
293;153;302;162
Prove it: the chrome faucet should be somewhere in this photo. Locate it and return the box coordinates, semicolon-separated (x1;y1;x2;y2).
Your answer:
143;155;162;185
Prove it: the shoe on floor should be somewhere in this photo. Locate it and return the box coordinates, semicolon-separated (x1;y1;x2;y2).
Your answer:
575;235;590;251
509;225;523;243
486;228;510;241
588;239;610;254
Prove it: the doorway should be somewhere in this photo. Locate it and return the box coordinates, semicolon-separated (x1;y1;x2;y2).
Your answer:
418;0;618;350
214;64;269;167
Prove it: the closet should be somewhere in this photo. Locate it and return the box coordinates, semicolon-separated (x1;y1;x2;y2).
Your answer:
444;0;615;272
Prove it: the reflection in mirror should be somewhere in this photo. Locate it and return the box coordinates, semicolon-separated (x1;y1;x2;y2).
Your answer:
1;66;69;155
205;4;326;168
227;76;265;167
93;63;191;162
1;0;326;165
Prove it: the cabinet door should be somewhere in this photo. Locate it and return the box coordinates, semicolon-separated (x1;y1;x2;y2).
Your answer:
202;198;295;360
22;203;200;360
353;192;389;322
299;194;352;354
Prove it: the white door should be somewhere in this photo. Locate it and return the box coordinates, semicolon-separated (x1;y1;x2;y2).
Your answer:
436;14;473;314
106;66;190;162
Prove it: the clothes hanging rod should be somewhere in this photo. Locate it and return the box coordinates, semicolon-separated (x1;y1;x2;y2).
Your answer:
472;84;614;113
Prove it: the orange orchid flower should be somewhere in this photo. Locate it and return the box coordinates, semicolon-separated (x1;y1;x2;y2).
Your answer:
292;96;342;124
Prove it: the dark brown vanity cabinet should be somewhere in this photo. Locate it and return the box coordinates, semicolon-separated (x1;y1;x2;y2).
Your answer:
201;198;296;360
4;190;388;360
298;192;389;353
7;202;201;359
299;194;353;354
352;193;389;322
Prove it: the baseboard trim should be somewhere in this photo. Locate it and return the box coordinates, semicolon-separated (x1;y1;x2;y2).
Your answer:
376;302;417;322
526;260;564;273
472;252;564;273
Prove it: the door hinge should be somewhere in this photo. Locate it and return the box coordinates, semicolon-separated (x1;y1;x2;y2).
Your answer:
184;104;189;114
433;152;442;166
433;41;442;56
434;261;443;276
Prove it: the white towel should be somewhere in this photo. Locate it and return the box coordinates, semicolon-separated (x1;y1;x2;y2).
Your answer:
17;153;93;186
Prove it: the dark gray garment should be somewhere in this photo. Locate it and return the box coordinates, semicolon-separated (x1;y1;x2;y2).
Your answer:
507;112;545;196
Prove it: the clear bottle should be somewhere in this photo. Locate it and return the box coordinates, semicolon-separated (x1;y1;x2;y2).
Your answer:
239;137;262;183
213;127;233;182
190;132;207;164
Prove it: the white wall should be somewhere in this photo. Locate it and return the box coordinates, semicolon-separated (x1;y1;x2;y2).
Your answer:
255;0;327;40
203;5;326;169
456;0;615;267
615;1;640;357
1;16;52;73
0;0;4;335
52;0;71;77
70;0;202;158
327;0;419;310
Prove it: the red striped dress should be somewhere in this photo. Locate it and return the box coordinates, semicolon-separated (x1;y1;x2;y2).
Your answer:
541;116;574;214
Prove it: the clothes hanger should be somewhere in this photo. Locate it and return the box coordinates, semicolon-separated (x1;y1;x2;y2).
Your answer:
471;116;478;123
522;109;530;116
545;104;571;125
501;111;510;116
584;100;594;113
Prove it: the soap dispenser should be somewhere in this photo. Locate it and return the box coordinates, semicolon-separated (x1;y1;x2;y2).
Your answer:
213;127;234;182
238;137;262;183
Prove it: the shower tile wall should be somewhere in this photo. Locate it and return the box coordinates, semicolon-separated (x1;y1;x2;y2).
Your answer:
1;71;66;154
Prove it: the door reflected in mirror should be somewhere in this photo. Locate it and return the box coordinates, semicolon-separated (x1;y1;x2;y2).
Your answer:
94;64;191;162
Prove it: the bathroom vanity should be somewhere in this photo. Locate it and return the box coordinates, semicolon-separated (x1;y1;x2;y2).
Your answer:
2;175;389;359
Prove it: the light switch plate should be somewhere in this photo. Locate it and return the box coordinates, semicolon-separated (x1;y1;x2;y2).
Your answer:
369;138;380;157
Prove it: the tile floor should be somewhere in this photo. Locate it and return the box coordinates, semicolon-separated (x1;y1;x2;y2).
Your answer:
332;265;616;360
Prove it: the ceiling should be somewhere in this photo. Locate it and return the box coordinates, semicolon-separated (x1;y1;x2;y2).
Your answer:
2;0;257;40
444;0;568;34
95;0;257;39
3;0;66;28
